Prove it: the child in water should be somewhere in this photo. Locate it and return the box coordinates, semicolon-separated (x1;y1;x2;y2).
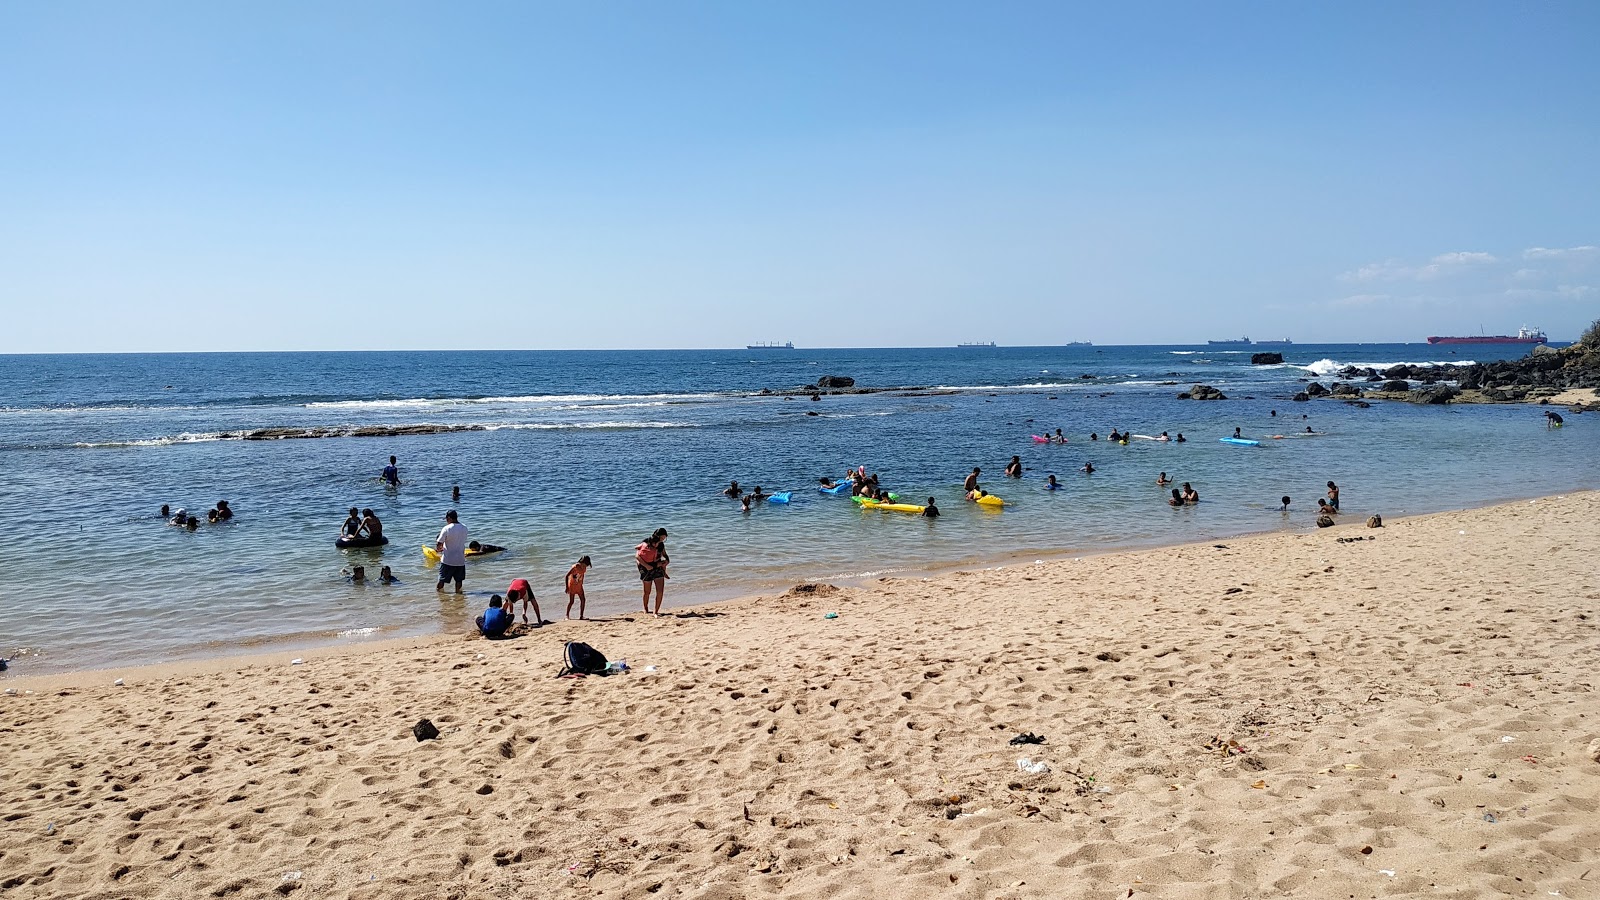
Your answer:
1045;474;1061;491
349;565;366;583
566;556;591;620
1168;489;1185;507
379;565;398;584
1156;472;1171;485
1279;496;1291;512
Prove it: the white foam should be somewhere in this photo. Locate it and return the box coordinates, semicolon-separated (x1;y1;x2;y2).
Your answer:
1302;358;1475;377
303;392;724;409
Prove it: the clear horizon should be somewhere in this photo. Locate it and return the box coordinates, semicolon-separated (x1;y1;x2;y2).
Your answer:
3;2;1596;354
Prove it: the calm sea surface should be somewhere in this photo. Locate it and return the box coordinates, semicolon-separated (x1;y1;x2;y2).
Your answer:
1;344;1592;675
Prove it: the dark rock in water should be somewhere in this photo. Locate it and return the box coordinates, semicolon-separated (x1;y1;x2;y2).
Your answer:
1292;391;1310;402
1176;391;1191;399
809;394;821;402
1330;382;1359;397
1382;380;1410;392
1305;382;1330;397
1184;383;1228;400
1250;352;1284;365
413;718;440;742
1079;374;1097;380
815;375;855;388
1409;385;1459;405
245;424;486;441
1383;364;1414;379
805;410;819;416
1365;375;1385;382
1348;400;1372;408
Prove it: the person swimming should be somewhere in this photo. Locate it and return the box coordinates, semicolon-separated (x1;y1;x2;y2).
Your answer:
1156;472;1171;485
922;497;940;518
1089;433;1099;441
349;565;366;583
1182;482;1199;503
1005;456;1022;478
1045;474;1061;491
1081;461;1095;474
1168;488;1185;507
1052;428;1066;444
379;565;397;584
1158;431;1170;442
467;540;506;554
740;495;752;513
215;500;233;521
1108;428;1122;442
1176;433;1186;443
724;480;742;498
748;485;769;501
1279;495;1291;512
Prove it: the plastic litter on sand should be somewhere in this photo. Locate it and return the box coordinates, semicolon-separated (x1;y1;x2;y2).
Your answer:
291;658;304;665
824;612;839;619
1016;757;1051;775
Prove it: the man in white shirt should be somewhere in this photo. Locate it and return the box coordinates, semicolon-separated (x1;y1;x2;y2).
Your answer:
435;510;469;592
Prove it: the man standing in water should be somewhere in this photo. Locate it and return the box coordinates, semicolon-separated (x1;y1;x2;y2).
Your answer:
435;510;468;592
964;467;981;493
382;455;401;486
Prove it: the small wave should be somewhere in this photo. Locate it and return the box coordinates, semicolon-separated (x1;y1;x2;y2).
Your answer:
1302;359;1475;377
74;431;244;448
337;627;381;637
303;392;725;409
932;382;1079;391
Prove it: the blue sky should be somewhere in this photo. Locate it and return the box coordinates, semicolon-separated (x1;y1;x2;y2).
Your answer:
3;1;1597;352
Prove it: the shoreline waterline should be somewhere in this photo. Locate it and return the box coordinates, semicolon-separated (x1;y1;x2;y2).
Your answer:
5;489;1586;687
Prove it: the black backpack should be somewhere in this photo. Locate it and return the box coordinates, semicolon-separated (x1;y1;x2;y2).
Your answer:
560;641;608;676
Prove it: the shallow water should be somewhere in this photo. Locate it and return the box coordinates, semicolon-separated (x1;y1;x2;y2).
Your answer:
1;344;1592;675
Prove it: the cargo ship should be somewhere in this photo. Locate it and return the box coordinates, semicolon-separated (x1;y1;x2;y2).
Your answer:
1206;337;1293;346
1426;326;1546;346
746;341;795;350
957;341;997;348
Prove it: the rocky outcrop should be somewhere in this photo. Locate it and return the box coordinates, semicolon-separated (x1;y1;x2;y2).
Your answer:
1304;382;1330;397
1408;385;1459;405
1382;380;1410;392
1330;383;1360;397
1179;384;1228;400
244;424;487;440
1292;391;1310;402
815;375;855;388
1250;352;1284;365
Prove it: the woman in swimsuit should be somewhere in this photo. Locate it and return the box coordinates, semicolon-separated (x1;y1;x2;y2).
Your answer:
637;528;670;615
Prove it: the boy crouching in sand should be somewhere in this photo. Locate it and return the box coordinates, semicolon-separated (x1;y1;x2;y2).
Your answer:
566;556;592;620
506;577;541;626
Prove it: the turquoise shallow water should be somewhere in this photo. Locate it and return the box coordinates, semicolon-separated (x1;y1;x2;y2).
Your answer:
0;344;1592;675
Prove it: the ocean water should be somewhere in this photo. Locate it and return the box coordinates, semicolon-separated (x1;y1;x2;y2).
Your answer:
1;344;1593;675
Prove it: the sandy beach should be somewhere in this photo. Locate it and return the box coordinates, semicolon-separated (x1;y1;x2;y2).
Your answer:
3;493;1598;899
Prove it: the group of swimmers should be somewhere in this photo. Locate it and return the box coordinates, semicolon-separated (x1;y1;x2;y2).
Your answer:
161;501;232;530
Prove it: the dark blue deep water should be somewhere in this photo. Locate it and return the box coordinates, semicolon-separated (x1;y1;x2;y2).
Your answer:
1;344;1592;674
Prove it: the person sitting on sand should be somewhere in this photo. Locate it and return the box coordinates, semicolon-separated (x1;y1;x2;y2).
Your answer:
566;556;591;620
964;467;981;492
506;577;541;626
379;565;397;584
467;541;506;554
1279;495;1291;512
1545;411;1564;428
1046;474;1061;491
476;595;512;639
922;497;940;518
723;480;742;498
1005;456;1023;478
1168;489;1185;507
1157;472;1172;485
360;508;383;541
340;507;362;541
1081;461;1095;474
1182;482;1199;503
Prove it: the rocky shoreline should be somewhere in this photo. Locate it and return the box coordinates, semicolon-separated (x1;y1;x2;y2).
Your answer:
1287;338;1600;411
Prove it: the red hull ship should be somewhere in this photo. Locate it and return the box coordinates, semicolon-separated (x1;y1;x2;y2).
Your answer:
1427;327;1547;346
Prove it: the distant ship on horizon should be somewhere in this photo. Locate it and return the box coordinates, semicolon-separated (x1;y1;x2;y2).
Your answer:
1426;326;1547;346
1206;337;1293;347
1065;341;1093;347
746;341;795;350
957;341;997;348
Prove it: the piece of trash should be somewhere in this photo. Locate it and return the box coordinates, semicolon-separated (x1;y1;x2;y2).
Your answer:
1458;530;1466;535
565;863;581;876
643;665;657;672
412;718;440;742
1379;869;1396;877
823;612;839;619
291;658;304;666
45;823;55;835
281;872;303;882
1343;763;1363;770
1250;779;1267;789
1016;757;1051;775
1359;845;1372;854
1483;813;1498;823
1499;736;1515;743
1521;755;1539;764
113;678;125;686
1034;559;1043;565
3;688;14;695
1008;732;1046;746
